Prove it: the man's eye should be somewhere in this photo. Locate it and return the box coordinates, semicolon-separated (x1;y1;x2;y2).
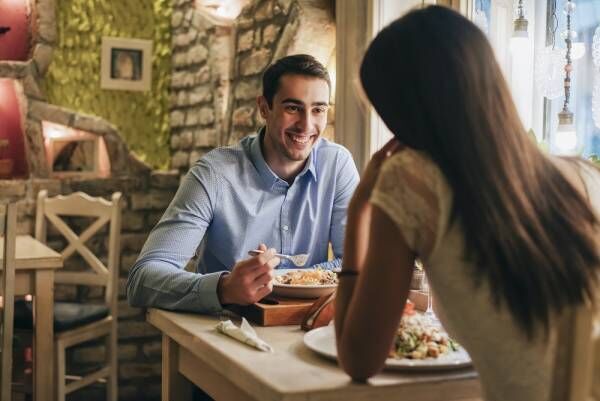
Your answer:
313;106;328;114
285;105;301;113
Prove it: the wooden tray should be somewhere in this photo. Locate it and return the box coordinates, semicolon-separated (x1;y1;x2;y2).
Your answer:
227;296;316;326
228;290;428;326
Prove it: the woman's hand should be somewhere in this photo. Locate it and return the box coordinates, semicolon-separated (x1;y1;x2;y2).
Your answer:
351;138;402;211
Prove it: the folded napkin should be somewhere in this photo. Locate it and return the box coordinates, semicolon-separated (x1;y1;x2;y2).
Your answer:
215;318;273;352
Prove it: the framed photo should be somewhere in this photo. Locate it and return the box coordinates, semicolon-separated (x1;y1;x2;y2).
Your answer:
101;37;152;91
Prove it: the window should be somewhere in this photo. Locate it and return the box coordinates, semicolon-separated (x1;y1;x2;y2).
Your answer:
543;0;600;156
470;0;600;157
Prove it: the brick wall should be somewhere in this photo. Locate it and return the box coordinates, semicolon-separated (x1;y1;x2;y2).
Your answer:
0;170;178;401
169;0;336;173
1;1;335;400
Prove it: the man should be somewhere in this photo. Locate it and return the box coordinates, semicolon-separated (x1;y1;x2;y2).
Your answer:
127;54;359;313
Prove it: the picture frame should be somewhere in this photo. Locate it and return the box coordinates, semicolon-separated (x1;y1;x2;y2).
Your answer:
100;37;152;91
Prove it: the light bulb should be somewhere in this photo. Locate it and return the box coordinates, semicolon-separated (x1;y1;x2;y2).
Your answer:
510;16;529;53
510;36;529;54
555;111;578;155
555;128;577;154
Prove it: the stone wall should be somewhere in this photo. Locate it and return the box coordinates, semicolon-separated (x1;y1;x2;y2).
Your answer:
42;0;173;168
226;0;336;145
2;1;335;400
0;0;171;400
0;170;177;401
169;0;225;172
169;0;336;173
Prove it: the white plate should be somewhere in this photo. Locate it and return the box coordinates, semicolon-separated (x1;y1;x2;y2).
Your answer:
303;325;472;371
272;269;337;299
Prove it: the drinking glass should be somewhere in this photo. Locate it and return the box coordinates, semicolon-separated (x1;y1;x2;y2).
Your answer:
421;273;440;326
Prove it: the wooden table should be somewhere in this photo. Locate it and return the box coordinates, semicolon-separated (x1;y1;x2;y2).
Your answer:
0;235;63;401
148;308;482;401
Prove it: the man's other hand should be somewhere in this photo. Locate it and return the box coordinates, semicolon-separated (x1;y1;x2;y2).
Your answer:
217;244;280;305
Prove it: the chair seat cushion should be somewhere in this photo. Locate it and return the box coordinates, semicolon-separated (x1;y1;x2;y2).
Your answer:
14;300;109;332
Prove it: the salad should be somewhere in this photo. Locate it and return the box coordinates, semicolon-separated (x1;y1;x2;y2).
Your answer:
390;314;460;360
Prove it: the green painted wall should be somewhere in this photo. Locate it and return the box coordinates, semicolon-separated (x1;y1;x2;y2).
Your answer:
44;0;172;169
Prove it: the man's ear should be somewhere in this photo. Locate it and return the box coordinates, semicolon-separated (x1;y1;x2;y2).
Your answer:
257;96;270;119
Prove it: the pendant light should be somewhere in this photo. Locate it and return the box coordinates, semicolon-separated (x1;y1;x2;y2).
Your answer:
592;25;600;129
510;0;529;54
555;0;578;155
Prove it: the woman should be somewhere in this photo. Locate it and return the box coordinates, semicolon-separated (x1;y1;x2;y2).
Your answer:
334;6;599;401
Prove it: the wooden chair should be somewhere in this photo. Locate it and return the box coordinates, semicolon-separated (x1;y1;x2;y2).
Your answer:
0;202;17;401
35;190;122;401
551;303;597;401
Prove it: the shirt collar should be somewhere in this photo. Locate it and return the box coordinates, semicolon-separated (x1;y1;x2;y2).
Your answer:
249;128;318;188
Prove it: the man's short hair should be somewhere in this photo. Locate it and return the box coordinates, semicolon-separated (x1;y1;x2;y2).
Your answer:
262;54;331;107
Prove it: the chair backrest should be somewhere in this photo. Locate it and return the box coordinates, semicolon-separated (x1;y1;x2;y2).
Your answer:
551;303;597;401
35;190;122;310
0;202;17;401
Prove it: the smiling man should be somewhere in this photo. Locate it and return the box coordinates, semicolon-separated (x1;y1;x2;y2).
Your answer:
127;54;359;313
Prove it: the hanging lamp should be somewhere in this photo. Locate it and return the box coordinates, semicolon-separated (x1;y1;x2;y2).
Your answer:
555;0;578;154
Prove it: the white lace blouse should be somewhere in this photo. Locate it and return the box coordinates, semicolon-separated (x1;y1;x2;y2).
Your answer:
370;148;600;401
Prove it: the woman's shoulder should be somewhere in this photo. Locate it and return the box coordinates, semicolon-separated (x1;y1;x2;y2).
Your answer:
387;147;433;166
382;148;448;191
373;147;453;257
386;148;437;170
550;156;600;194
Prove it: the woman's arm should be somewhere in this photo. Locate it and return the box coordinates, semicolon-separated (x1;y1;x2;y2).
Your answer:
334;138;415;381
335;204;415;380
335;140;400;338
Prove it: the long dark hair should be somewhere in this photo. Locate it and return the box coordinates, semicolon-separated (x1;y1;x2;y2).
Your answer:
360;5;599;338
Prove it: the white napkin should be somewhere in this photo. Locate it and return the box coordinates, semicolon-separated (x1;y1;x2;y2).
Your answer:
215;318;273;352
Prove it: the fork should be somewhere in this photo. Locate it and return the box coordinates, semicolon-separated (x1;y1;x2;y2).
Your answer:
247;249;309;267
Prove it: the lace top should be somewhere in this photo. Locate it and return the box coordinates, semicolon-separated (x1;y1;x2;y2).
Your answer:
370;148;600;401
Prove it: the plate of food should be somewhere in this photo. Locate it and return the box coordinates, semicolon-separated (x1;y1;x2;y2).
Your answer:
272;268;338;299
303;314;472;371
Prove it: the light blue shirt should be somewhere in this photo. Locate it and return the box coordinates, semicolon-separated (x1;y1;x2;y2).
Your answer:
127;131;359;313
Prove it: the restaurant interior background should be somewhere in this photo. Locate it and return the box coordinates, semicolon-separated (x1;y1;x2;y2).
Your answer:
0;0;599;399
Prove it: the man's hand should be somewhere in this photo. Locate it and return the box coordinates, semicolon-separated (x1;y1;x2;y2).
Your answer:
217;244;281;305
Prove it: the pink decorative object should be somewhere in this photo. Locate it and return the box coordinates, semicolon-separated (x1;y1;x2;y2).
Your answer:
0;0;32;61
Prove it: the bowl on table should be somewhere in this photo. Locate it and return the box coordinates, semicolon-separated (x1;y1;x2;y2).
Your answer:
272;269;338;299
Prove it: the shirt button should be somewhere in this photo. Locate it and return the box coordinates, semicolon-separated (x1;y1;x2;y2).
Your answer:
282;225;289;231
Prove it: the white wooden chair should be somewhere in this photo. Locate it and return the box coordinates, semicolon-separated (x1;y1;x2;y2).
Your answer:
551;304;597;401
35;190;122;401
0;202;17;401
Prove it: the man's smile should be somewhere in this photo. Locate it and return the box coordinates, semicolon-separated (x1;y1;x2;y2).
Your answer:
286;132;317;146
